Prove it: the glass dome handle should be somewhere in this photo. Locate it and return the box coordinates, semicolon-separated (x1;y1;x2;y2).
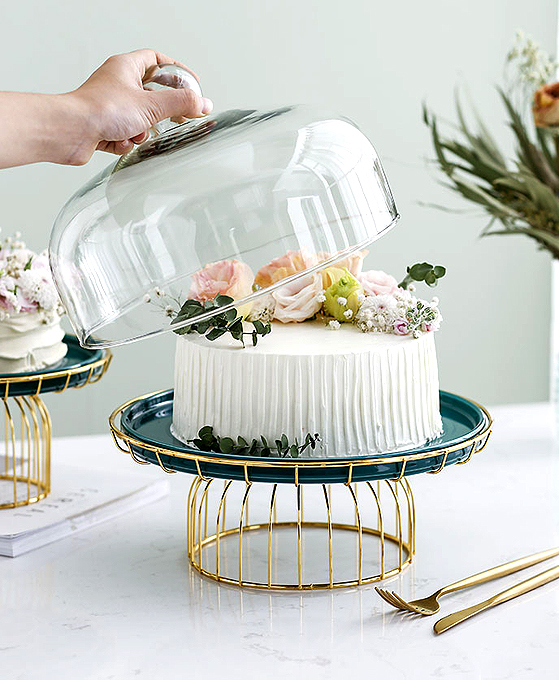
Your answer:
142;63;203;136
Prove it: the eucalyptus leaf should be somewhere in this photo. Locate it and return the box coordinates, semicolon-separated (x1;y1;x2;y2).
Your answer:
206;327;227;341
215;294;234;307
219;437;234;454
409;262;433;279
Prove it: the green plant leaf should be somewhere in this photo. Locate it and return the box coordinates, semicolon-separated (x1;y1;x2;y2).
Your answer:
215;294;234;307
408;262;433;280
206;327;227;341
219;437;234;454
425;271;437;286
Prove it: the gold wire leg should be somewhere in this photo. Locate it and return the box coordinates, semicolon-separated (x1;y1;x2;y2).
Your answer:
345;483;363;584
366;481;385;579
384;480;404;570
322;484;333;587
216;480;233;579
238;482;252;585
296;484;303;589
268;485;278;588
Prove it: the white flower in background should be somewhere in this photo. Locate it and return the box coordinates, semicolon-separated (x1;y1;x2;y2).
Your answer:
248;294;276;323
355;288;442;338
327;319;341;330
0;237;64;321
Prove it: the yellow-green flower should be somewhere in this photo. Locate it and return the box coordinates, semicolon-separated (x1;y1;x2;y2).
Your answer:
323;267;364;322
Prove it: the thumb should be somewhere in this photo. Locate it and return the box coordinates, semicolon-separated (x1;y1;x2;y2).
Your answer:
144;88;213;124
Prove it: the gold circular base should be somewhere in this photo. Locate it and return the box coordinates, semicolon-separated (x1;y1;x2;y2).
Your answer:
0;474;49;509
187;477;415;590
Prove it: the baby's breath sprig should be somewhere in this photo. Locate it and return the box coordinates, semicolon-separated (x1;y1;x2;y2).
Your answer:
506;30;557;90
172;294;271;347
190;426;321;458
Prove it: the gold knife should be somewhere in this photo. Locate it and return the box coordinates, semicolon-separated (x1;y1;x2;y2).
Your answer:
434;563;559;634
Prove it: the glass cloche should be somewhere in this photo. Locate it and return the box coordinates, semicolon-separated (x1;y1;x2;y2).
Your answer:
49;65;399;348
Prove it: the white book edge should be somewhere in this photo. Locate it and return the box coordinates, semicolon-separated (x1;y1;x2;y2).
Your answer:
0;478;169;558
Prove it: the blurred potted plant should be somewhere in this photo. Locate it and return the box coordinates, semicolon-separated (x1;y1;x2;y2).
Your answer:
423;31;559;399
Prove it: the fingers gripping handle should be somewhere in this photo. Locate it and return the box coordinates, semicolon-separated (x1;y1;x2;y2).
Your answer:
142;63;203;136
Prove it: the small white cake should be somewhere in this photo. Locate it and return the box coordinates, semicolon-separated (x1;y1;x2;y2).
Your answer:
172;321;442;456
0;313;67;374
0;234;67;375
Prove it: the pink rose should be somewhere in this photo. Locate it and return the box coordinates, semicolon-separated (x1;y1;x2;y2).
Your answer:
393;318;410;336
254;250;318;289
359;270;399;296
272;272;323;323
317;249;368;277
189;259;254;303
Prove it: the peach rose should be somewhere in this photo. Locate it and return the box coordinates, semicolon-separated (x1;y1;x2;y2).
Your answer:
317;249;368;280
533;82;559;127
189;259;254;303
359;270;399;296
254;249;318;289
272;272;323;323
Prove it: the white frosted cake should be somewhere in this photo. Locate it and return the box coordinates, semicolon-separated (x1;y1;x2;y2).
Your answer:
0;313;67;374
0;234;67;374
173;321;442;456
164;250;445;458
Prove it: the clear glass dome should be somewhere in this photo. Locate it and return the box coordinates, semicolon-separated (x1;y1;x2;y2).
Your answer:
50;92;398;348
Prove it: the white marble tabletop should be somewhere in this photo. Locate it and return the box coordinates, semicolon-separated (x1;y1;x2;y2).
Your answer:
1;402;558;680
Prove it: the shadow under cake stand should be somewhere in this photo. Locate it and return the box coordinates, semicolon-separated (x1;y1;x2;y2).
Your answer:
110;390;491;590
0;335;112;509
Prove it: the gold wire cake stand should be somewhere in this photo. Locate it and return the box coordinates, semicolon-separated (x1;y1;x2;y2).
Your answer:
0;336;112;510
109;389;492;590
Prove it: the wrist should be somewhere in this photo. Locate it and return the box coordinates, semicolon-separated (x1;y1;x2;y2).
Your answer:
41;92;96;166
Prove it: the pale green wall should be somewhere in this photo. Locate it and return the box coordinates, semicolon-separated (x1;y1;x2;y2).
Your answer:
1;0;556;435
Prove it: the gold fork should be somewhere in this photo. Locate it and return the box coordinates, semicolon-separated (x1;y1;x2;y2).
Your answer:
375;546;559;616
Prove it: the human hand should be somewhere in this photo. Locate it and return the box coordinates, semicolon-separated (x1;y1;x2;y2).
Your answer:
70;49;212;162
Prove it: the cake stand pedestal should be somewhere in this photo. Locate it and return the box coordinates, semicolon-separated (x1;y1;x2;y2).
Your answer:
109;390;491;590
0;336;112;509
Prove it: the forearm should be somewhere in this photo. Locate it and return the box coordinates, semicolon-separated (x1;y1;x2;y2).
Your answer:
0;92;89;169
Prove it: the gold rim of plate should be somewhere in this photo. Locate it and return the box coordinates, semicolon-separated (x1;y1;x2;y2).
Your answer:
109;390;493;479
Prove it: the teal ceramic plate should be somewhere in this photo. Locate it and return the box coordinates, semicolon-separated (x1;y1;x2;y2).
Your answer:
0;335;106;396
118;390;491;484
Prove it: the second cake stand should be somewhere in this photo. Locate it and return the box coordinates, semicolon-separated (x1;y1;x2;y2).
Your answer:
109;390;491;590
0;336;112;509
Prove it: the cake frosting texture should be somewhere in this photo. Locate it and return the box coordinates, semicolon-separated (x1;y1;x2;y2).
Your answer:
172;321;442;457
0;313;67;374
